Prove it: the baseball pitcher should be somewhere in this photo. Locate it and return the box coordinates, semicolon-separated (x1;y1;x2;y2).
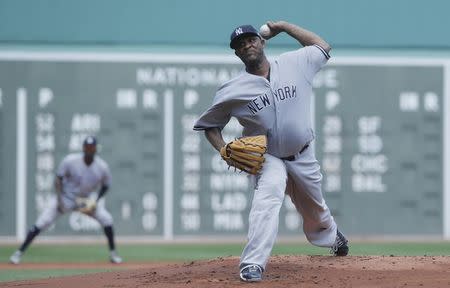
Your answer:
194;21;349;282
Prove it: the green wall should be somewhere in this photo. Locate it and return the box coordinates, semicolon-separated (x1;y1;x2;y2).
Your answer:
0;0;448;239
0;0;449;49
0;53;445;237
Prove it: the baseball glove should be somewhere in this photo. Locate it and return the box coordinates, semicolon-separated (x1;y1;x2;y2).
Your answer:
220;135;267;175
75;197;97;214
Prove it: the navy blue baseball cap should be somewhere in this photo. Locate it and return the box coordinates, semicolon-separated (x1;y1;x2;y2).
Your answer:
229;25;261;49
83;136;97;146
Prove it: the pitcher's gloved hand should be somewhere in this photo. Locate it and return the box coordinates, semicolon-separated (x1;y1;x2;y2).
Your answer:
220;135;267;175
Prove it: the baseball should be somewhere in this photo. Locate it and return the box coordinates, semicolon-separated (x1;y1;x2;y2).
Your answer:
259;24;271;38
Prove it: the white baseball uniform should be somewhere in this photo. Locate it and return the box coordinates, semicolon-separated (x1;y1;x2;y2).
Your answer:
194;45;337;269
35;153;114;230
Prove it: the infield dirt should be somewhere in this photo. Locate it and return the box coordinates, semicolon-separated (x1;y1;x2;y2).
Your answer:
1;255;450;287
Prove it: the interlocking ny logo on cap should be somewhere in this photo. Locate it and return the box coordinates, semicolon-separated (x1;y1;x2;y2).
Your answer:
235;27;243;35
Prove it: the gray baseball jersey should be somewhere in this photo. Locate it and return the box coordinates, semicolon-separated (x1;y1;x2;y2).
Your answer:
57;153;112;199
194;44;330;158
35;154;114;229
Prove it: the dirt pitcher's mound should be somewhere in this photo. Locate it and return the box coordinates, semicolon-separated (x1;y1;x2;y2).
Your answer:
2;255;450;287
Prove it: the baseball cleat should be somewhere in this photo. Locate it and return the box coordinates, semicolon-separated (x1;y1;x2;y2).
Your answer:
109;251;123;264
9;250;22;265
239;264;263;282
331;229;349;256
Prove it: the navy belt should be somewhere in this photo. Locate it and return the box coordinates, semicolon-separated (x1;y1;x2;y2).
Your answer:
281;144;309;161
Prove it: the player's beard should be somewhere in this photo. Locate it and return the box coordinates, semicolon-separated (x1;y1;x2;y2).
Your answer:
242;49;265;69
243;52;268;74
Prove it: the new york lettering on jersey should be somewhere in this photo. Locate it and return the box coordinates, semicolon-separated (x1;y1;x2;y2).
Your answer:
247;85;297;115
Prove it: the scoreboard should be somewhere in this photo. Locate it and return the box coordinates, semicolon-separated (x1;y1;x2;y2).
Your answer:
314;60;444;235
0;52;448;239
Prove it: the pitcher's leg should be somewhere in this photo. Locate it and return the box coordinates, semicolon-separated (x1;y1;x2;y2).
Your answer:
240;154;287;269
285;147;337;247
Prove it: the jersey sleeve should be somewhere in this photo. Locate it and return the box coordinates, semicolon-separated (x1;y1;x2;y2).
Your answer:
100;160;112;187
296;44;330;83
56;155;70;178
193;85;233;131
193;103;231;131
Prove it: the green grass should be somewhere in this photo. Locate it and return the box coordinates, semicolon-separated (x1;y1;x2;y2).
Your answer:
0;241;449;283
0;243;245;263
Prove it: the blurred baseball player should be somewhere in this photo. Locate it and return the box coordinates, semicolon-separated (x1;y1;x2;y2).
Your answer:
9;136;123;264
194;21;349;282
